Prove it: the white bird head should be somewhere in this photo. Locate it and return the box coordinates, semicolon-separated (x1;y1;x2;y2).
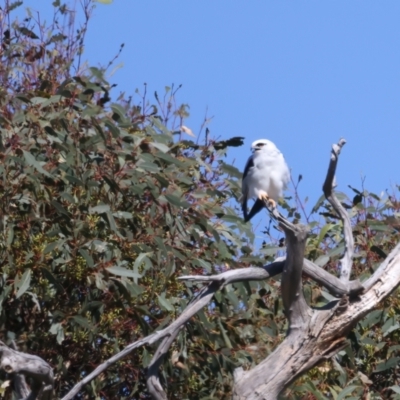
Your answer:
250;139;278;153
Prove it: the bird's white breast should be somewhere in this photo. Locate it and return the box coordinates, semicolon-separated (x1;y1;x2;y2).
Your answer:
246;148;290;201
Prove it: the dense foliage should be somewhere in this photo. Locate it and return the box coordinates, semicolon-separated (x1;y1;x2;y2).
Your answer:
0;2;399;399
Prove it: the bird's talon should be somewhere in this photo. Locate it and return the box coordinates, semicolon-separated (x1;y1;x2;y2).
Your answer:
267;199;277;209
258;193;270;202
258;193;276;208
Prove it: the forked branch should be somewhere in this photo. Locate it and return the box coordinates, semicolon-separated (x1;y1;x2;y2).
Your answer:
180;258;364;297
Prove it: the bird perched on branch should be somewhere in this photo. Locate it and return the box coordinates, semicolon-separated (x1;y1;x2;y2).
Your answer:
241;139;290;222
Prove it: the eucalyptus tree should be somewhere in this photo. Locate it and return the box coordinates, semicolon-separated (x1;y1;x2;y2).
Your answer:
0;2;400;400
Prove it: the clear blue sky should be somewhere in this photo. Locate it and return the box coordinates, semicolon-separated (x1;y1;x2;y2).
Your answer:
16;1;400;228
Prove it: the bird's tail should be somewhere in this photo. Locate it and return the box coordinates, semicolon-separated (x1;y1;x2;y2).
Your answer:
245;199;264;222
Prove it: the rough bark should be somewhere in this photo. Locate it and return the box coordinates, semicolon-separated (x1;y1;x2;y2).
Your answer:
0;341;54;400
232;242;400;399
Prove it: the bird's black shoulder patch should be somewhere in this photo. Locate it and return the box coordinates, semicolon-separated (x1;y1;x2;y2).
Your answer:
242;155;254;180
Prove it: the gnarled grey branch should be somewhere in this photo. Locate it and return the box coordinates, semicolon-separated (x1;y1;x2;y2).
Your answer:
322;138;354;282
179;258;363;297
0;341;54;400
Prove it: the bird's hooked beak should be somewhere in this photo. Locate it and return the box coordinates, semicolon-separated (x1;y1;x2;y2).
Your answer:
251;143;265;153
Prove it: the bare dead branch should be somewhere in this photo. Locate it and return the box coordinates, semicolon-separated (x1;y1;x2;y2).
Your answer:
0;341;54;400
12;373;30;400
267;207;311;327
232;218;400;399
147;331;181;400
302;259;363;297
179;265;282;286
62;282;220;400
145;283;222;399
180;258;364;298
322;138;354;282
9;341;30;400
362;241;400;291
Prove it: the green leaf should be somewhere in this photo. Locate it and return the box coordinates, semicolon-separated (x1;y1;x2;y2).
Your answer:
314;255;329;267
382;317;400;336
23;150;51;177
79;249;94;268
125;281;144;296
218;319;232;348
104;119;120;137
390;386;400;395
137;160;160;173
89;204;110;214
44;241;62;254
72;315;92;330
317;223;335;245
60;192;76;204
154;151;184;167
47;33;67;44
192;258;211;273
0;285;12;315
320;290;336;301
221;215;242;223
361;309;383;328
7;1;23;12
105;210;118;233
164;194;190;208
221;163;241;178
26;291;41;311
311;194;326;214
15;269;31;298
49;322;65;344
65;175;84;186
113;211;132;219
133;253;152;279
374;357;400;372
17;26;39;39
336;385;360;400
106;266;142;280
151;142;170;153
368;223;390;232
15;94;31;103
301;381;330;400
51;200;70;217
110;103;127;120
157;294;174;311
40;267;63;292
